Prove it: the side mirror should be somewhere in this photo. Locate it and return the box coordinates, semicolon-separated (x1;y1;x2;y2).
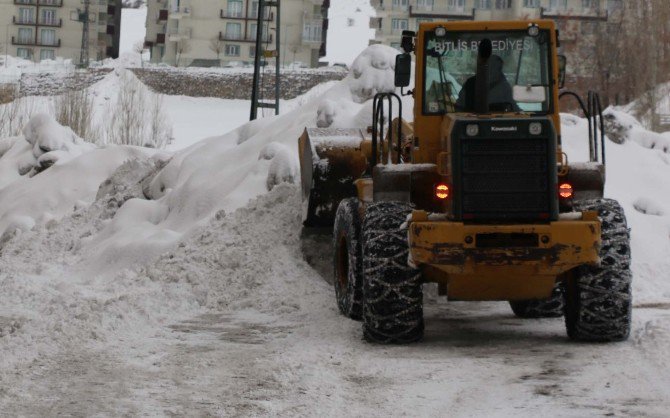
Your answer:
558;55;567;89
394;54;411;88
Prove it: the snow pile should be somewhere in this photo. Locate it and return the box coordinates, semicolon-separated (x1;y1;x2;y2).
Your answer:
561;112;670;303
0;113;156;241
0;113;95;190
620;82;670;128
604;108;670;151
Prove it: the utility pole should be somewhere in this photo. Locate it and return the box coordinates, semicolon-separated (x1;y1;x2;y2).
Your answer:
249;0;280;120
71;0;95;68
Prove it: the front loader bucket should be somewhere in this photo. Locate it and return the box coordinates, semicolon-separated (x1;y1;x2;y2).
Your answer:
298;128;369;227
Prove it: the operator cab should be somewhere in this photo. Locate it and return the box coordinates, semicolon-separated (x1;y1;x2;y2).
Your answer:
423;25;552;115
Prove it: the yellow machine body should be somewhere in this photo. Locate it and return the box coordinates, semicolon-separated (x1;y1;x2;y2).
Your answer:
299;19;604;302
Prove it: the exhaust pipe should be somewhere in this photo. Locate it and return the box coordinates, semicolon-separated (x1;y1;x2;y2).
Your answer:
474;38;492;114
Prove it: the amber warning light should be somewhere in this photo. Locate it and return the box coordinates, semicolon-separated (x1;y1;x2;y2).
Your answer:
435;184;450;199
559;183;574;199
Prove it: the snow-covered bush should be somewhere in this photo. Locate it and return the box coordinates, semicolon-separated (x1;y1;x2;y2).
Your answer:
101;71;173;148
348;44;398;103
52;88;96;142
0;92;38;139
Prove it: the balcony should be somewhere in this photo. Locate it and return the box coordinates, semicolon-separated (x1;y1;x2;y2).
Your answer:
12;36;61;47
220;10;274;21
167;27;191;42
39;18;62;27
12;16;36;25
540;7;608;21
218;31;272;43
409;5;475;19
302;35;322;44
169;6;191;19
38;0;63;6
13;16;63;27
13;0;64;6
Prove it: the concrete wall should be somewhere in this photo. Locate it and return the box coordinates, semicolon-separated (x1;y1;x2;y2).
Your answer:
131;67;346;99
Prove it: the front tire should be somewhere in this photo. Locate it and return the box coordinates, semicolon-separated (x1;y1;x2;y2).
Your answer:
362;202;423;344
565;199;632;342
333;198;364;320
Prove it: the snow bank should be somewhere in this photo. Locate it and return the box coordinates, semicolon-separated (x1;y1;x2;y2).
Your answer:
604;108;670;151
561;112;670;303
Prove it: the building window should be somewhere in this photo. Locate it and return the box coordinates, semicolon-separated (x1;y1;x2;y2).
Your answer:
606;0;621;13
417;0;433;11
303;21;322;42
18;7;35;24
250;23;270;42
40;8;57;25
477;0;492;9
40;49;55;61
582;0;599;9
16;48;32;59
227;0;243;18
18;28;33;44
523;0;539;7
391;18;408;32
495;0;511;9
225;44;240;56
550;0;568;10
392;0;408;11
225;22;242;40
447;0;465;9
249;46;255;58
40;29;56;46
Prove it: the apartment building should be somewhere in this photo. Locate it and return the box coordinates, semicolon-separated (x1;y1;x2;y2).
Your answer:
144;0;329;68
370;0;622;49
0;0;122;63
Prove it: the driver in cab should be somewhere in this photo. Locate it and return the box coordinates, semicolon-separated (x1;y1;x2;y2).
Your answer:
455;54;521;113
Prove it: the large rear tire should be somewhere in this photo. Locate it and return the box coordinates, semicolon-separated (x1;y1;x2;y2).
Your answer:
362;202;423;344
509;283;564;318
333;198;364;320
565;198;632;342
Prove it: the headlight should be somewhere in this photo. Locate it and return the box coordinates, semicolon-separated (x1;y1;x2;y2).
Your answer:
466;124;479;137
529;122;542;135
527;24;540;37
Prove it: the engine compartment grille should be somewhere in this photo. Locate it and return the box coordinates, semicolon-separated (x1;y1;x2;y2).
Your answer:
452;121;558;221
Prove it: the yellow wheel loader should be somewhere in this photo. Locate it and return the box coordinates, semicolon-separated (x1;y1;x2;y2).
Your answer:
299;20;631;343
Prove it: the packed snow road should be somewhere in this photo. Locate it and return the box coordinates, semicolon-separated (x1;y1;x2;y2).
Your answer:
1;185;669;417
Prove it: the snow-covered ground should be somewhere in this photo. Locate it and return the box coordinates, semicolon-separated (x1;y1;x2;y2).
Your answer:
1;43;670;416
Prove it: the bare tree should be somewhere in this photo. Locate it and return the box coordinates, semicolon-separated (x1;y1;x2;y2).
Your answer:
562;0;670;129
208;37;224;66
101;71;172;148
53;88;95;140
175;39;192;67
133;41;146;68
